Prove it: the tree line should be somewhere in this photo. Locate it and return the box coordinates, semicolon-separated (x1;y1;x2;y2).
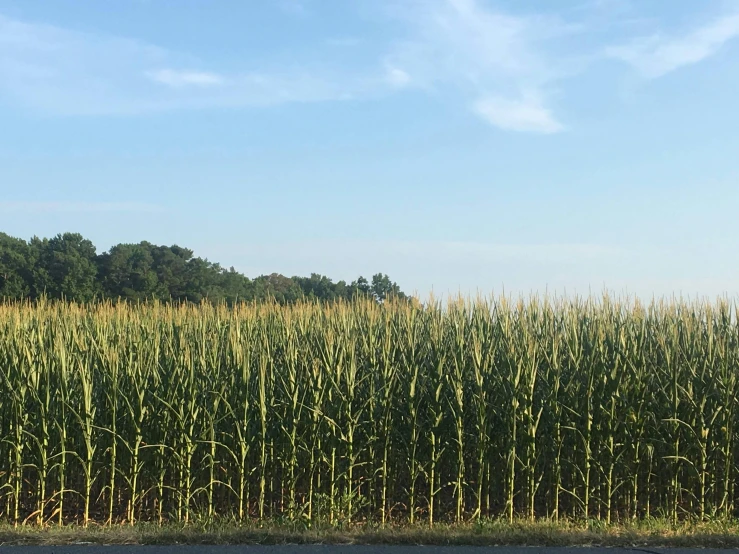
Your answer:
0;232;407;304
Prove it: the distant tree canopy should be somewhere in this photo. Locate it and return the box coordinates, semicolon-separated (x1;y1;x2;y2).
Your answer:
0;232;408;304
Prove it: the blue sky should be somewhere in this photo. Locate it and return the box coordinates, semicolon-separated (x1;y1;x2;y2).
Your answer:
2;0;739;299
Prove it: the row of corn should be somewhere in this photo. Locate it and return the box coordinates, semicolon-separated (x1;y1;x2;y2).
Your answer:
0;296;737;525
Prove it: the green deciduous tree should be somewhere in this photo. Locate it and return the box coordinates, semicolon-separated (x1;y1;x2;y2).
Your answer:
370;273;405;302
0;231;408;305
0;233;34;300
30;233;100;302
98;242;159;301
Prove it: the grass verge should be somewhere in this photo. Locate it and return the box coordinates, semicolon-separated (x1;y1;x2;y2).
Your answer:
3;519;739;547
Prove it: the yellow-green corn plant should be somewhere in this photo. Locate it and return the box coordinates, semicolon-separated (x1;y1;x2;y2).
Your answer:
1;295;739;525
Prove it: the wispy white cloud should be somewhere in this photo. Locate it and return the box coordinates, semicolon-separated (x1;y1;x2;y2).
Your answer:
0;13;361;114
607;11;739;78
0;201;163;213
384;65;412;87
473;94;564;134
0;14;169;114
4;2;735;130
0;3;584;128
147;69;224;87
384;0;574;132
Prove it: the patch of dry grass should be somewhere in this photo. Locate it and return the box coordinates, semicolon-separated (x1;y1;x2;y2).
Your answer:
2;519;739;547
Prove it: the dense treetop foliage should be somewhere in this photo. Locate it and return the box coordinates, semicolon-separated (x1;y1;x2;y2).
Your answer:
0;232;407;304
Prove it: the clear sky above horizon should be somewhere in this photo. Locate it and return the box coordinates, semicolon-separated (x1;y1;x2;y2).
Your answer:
2;0;739;300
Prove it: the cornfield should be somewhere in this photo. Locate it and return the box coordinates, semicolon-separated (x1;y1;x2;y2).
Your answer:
1;296;738;526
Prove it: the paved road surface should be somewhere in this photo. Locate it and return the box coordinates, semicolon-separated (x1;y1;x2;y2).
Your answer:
0;545;739;554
